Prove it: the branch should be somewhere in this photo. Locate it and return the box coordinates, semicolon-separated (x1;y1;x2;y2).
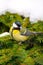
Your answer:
0;32;10;37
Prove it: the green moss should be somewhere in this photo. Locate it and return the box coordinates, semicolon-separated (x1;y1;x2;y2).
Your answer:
0;12;43;65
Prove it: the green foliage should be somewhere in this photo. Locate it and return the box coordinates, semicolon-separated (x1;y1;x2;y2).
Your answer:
22;17;31;28
0;12;43;65
0;11;23;27
29;21;43;32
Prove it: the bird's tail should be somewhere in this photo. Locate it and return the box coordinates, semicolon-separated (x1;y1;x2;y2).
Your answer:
32;31;43;35
21;29;43;36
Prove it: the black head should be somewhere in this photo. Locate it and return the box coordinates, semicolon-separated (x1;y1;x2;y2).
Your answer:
13;21;22;30
15;21;21;27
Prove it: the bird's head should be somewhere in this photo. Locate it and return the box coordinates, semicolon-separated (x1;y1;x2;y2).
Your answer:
12;21;22;30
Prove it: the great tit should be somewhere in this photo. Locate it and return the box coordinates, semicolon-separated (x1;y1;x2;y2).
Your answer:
10;21;28;42
10;21;43;42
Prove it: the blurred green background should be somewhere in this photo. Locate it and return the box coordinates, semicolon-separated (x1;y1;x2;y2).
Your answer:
0;12;43;65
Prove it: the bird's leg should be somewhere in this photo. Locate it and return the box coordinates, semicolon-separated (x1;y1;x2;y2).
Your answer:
18;42;22;45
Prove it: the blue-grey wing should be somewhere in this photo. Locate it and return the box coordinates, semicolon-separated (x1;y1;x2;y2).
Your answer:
21;29;43;36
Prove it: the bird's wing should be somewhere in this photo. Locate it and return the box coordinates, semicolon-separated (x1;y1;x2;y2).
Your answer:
21;29;43;36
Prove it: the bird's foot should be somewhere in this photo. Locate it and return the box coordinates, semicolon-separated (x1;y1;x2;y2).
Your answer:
18;42;22;46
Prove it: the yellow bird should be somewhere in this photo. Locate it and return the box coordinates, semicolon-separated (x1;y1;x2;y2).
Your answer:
10;21;43;43
10;21;28;42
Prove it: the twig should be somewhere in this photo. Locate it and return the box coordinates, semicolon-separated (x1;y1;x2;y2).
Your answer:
0;32;10;37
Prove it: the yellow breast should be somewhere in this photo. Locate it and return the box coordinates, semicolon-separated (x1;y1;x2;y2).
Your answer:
12;30;28;41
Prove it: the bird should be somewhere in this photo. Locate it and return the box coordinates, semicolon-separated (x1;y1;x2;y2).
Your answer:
10;21;43;44
10;21;28;42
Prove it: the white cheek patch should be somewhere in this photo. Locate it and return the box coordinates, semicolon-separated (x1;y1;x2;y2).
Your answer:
13;23;18;28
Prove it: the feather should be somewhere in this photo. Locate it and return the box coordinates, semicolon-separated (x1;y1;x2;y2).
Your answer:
21;29;43;36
